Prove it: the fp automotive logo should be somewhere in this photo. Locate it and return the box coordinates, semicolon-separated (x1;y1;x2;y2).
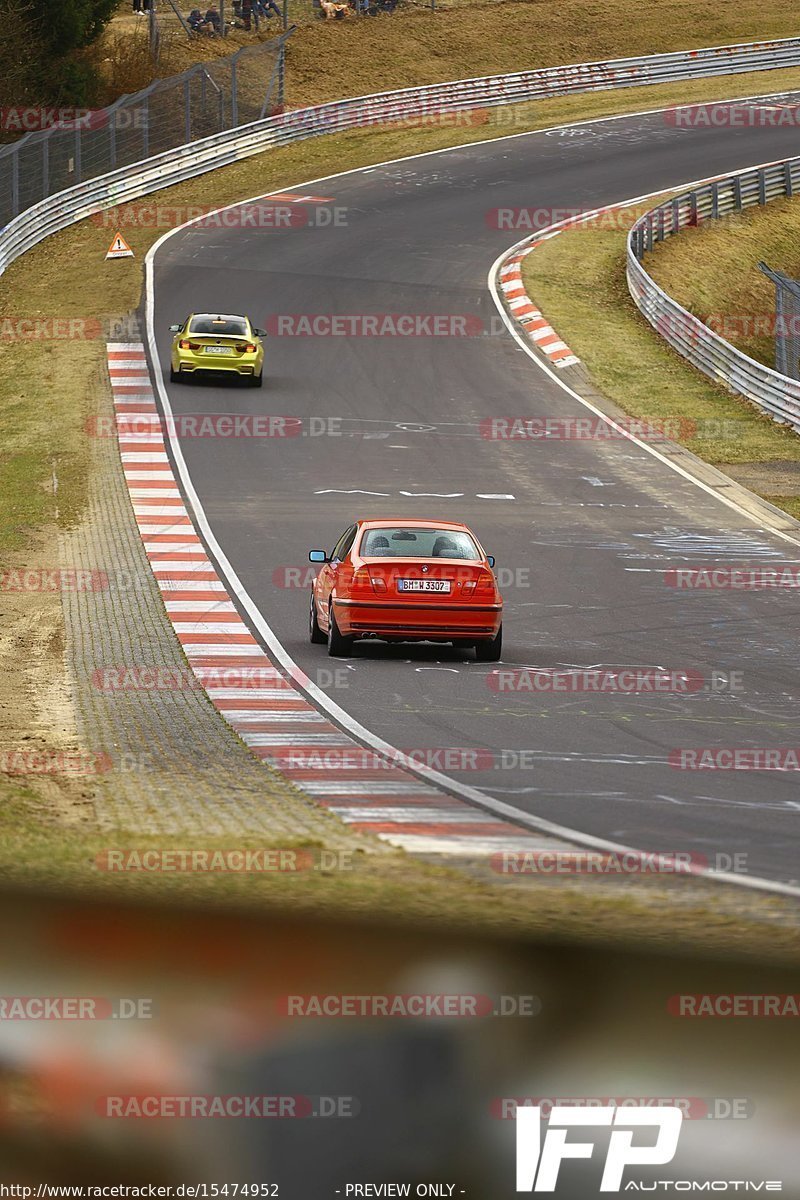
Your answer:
516;1105;683;1192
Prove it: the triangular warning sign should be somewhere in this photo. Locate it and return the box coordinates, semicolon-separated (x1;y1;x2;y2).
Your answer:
106;232;134;260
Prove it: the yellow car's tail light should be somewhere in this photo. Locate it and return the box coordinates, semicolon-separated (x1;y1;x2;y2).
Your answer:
235;342;257;353
179;339;201;350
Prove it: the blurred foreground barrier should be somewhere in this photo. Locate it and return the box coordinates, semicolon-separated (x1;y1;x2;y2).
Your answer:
0;888;799;1192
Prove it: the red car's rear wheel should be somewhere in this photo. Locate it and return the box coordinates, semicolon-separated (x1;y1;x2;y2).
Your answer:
327;602;354;657
309;592;326;644
474;623;502;663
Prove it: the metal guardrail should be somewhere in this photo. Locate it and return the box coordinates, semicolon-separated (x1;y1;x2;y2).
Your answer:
4;36;800;279
628;153;800;434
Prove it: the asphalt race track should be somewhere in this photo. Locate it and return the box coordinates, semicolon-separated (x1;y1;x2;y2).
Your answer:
148;97;800;886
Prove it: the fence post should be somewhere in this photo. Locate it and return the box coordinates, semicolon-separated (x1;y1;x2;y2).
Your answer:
149;0;158;61
231;59;239;127
184;77;192;142
74;127;82;184
142;94;149;157
42;137;50;199
11;150;19;218
277;44;286;109
776;280;787;376
110;115;117;169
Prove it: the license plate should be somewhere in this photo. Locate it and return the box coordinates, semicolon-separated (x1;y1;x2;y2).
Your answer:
205;345;233;355
398;579;451;593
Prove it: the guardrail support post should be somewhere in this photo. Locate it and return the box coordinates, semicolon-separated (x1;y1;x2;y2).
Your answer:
733;176;742;211
758;169;767;205
786;161;794;198
711;181;719;219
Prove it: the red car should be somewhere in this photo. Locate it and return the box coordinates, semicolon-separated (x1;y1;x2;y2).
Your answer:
308;519;503;660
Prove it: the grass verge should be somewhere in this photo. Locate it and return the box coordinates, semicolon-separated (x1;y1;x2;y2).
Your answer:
3;781;799;961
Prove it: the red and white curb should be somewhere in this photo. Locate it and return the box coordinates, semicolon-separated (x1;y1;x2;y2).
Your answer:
498;235;580;369
108;342;560;859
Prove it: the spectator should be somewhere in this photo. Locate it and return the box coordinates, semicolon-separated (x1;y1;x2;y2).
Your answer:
239;0;252;29
188;7;210;31
205;3;222;32
253;0;282;23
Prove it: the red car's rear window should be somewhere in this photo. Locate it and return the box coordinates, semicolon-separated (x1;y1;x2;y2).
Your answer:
360;528;480;559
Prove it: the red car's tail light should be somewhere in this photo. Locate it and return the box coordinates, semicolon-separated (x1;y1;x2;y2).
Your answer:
462;572;495;597
369;576;387;593
349;568;373;598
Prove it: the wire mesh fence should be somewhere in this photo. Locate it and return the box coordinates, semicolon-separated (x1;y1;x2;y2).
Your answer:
628;159;800;432
758;262;800;382
0;29;292;229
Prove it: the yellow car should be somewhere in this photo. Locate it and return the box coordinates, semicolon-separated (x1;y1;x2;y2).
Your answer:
168;313;266;387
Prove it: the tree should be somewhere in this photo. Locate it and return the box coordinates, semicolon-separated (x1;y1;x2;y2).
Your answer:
0;0;45;106
0;0;118;107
